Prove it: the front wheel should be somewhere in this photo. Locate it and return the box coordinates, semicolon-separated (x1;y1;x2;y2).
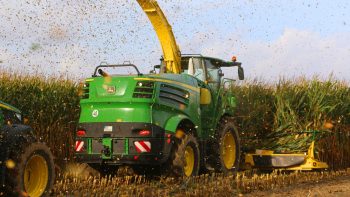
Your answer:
168;134;200;177
212;118;241;173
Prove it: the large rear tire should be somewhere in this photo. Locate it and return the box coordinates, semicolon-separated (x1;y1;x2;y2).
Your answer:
7;142;55;197
211;118;240;174
168;134;200;177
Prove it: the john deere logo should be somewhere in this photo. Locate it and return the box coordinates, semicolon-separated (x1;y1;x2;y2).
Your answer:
92;109;99;117
107;86;115;94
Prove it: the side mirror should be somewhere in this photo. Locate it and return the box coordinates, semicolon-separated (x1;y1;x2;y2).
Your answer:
238;66;244;80
200;88;212;105
154;65;161;69
151;65;161;74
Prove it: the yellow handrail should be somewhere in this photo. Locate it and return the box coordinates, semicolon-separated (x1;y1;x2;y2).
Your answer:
137;0;182;74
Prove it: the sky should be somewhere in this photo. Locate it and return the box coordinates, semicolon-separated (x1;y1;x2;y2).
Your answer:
0;0;349;82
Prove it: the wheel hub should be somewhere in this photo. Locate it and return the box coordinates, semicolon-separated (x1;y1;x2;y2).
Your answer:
184;146;195;176
221;131;236;169
24;155;49;197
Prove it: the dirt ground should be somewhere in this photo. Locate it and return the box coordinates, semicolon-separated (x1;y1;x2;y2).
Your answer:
246;175;350;197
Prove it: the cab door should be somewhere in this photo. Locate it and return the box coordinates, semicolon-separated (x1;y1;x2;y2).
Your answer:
200;58;224;137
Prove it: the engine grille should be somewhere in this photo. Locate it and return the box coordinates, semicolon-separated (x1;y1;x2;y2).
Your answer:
159;84;189;106
133;81;154;98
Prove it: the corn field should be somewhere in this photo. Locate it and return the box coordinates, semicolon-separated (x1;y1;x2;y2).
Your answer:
0;71;80;165
232;77;350;169
0;71;349;169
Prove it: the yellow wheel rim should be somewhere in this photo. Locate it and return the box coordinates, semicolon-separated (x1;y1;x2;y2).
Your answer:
221;131;236;169
184;146;195;177
24;155;49;197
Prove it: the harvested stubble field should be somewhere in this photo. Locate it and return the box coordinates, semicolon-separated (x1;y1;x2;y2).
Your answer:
54;168;350;196
0;71;349;195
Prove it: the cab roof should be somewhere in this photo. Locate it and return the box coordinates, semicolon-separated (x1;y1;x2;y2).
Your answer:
181;54;242;67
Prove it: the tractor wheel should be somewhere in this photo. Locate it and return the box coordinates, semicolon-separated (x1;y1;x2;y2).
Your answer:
168;134;200;177
211;118;240;174
7;142;55;197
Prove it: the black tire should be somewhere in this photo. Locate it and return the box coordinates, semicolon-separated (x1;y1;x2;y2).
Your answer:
7;142;55;197
167;134;200;177
211;118;240;174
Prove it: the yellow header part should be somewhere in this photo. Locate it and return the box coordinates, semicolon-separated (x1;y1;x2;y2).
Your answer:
137;0;182;74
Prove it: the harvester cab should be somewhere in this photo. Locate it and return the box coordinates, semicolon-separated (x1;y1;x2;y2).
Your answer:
177;55;243;82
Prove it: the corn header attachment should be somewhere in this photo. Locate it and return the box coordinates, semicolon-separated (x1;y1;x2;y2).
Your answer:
244;131;329;171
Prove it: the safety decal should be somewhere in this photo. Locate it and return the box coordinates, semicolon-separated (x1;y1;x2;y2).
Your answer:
134;141;151;153
75;141;85;152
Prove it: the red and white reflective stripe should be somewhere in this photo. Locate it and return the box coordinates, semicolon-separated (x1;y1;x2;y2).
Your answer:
75;141;84;152
134;141;151;153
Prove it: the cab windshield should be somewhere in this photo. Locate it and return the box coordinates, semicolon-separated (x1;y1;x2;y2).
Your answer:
180;57;206;82
160;56;223;85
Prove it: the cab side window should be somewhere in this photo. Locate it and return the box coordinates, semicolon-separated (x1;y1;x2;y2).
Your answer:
192;58;206;82
205;59;220;84
183;57;206;82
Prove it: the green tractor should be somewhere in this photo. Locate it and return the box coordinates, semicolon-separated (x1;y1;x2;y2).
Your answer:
75;0;244;176
0;101;55;196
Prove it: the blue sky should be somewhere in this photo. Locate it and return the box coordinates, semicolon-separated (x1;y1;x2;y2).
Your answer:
0;0;349;81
